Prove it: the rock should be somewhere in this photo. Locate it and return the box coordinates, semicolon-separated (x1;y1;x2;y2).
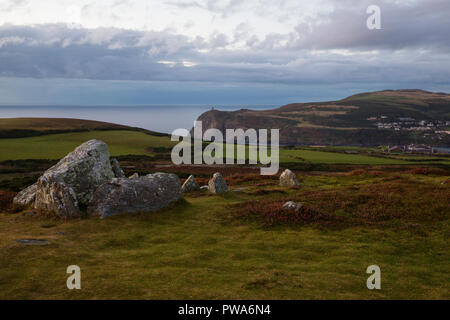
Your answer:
129;173;139;179
34;140;114;217
13;183;37;207
279;169;299;187
232;186;250;193
35;180;81;218
111;158;125;178
181;175;200;193
208;172;228;194
16;239;50;245
23;210;37;217
87;173;183;218
282;201;303;212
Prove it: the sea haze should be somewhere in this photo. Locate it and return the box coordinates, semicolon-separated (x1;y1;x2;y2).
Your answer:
0;105;277;134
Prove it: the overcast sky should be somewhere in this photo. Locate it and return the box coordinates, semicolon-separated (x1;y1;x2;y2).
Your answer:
0;0;449;105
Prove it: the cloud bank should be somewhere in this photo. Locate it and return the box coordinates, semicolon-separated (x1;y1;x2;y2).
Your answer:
0;0;449;103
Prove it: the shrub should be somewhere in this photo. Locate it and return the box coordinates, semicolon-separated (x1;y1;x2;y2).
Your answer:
232;200;340;227
408;167;448;175
345;169;367;176
0;190;17;212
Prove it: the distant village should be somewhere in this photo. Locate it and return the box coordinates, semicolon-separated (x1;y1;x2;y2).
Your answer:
387;144;435;154
367;116;450;133
366;116;450;153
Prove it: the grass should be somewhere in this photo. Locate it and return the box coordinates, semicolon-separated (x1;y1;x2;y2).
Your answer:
1;129;449;165
0;130;175;161
0;118;129;131
279;149;410;165
0;171;448;299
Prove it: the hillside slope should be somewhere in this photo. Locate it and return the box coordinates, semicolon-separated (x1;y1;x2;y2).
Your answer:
0;118;167;138
196;90;450;146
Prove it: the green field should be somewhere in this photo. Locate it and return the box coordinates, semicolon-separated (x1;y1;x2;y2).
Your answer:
1;172;448;299
1;130;449;165
0;130;174;161
279;149;410;165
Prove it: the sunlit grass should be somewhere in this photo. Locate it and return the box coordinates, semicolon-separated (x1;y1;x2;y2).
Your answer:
1;130;449;166
0;130;174;161
0;172;448;299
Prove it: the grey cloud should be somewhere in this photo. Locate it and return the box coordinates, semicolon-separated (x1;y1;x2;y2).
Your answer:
165;0;243;16
0;20;449;89
0;0;28;12
288;0;450;51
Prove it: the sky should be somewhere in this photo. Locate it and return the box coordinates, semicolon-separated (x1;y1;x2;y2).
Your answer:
0;0;449;105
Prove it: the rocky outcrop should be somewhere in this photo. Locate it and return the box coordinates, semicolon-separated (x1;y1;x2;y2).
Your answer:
34;139;115;217
208;172;228;194
87;173;182;218
279;169;299;187
181;175;200;193
111;158;125;178
13;140;187;219
13;183;37;207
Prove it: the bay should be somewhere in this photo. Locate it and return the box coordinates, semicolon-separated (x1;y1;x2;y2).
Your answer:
0;104;276;134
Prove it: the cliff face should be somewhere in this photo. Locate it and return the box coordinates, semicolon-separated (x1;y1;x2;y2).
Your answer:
193;90;450;146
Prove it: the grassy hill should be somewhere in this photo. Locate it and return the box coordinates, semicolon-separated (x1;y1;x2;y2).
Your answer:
0;117;167;138
196;90;450;146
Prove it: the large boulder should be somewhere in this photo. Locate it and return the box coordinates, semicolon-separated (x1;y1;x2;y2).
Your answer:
13;183;37;207
34;139;115;217
279;169;299;187
34;181;80;218
208;172;228;194
111;158;125;178
87;173;183;218
181;175;200;193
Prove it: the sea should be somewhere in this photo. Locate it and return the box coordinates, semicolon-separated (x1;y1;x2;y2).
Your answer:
0;104;277;134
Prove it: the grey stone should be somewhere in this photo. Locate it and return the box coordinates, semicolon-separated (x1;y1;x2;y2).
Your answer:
13;183;37;207
181;175;200;193
208;172;228;194
282;201;303;212
279;169;299;187
87;173;183;218
35;180;81;218
111;158;125;178
23;210;37;217
34;139;114;218
16;239;50;245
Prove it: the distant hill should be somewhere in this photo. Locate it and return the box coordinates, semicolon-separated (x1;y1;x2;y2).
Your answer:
196;90;450;146
0;118;168;138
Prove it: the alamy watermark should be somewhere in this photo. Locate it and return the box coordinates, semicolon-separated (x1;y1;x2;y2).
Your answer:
367;5;381;30
67;265;81;289
366;265;381;290
171;121;279;175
